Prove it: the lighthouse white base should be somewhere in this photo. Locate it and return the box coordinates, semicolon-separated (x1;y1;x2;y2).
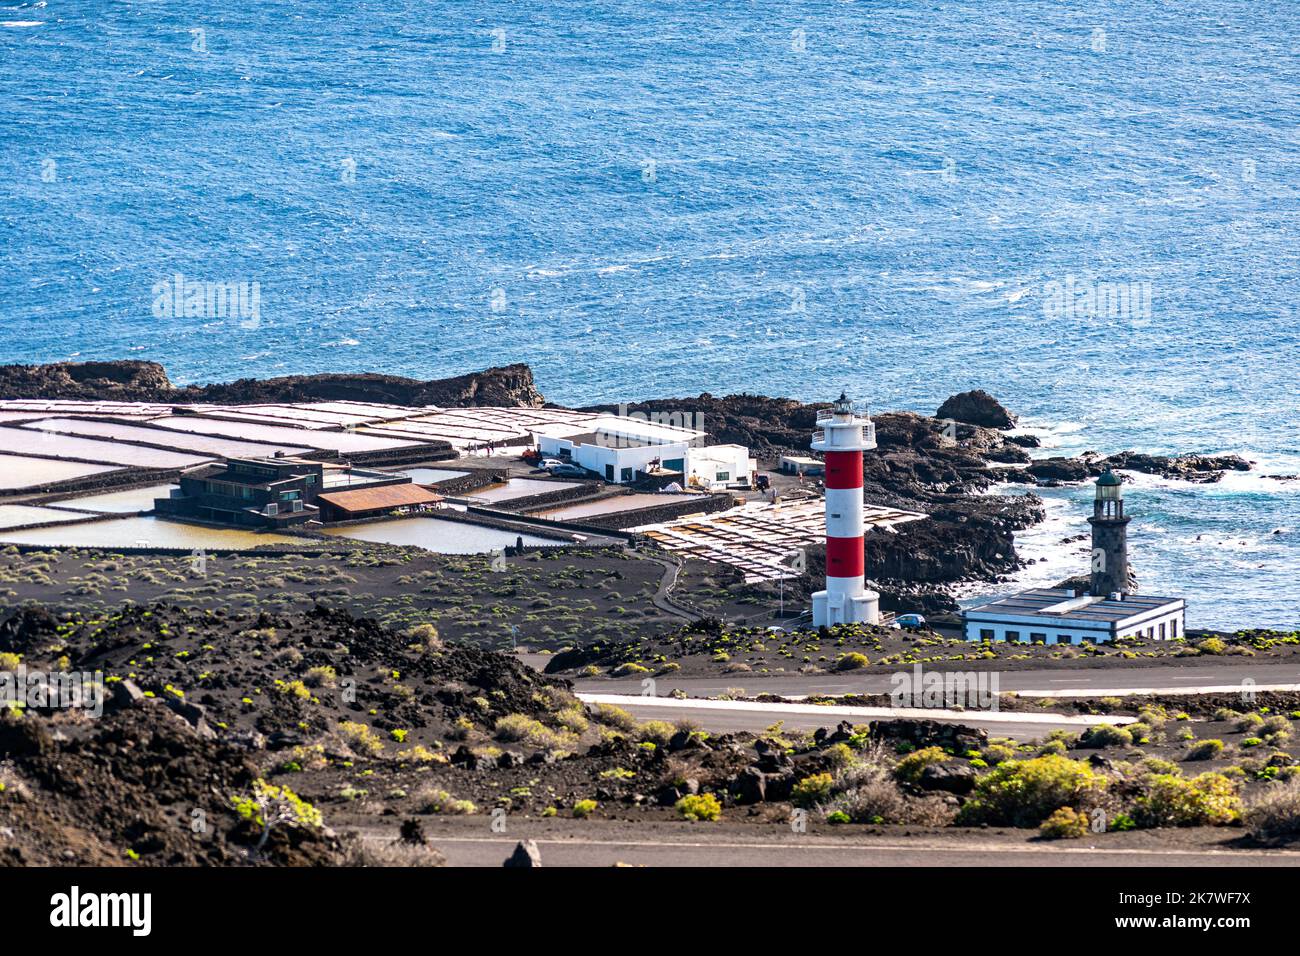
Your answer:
812;587;880;627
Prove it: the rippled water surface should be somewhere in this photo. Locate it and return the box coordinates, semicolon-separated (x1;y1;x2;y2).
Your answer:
2;1;1296;624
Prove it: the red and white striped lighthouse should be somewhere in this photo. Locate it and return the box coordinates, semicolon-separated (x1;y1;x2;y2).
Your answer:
811;392;880;626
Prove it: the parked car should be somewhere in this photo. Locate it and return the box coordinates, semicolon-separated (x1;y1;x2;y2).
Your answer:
547;463;587;477
894;613;926;628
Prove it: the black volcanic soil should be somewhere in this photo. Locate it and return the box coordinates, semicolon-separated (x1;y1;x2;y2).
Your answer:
2;602;1297;866
0;544;710;651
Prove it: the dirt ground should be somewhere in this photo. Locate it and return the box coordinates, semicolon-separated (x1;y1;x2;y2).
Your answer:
3;603;1300;866
0;543;710;651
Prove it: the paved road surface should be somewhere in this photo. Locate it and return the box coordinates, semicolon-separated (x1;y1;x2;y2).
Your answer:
578;694;1119;741
359;821;1300;867
564;659;1300;699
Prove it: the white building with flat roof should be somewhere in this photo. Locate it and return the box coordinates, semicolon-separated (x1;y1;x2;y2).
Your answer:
962;587;1185;645
685;444;756;491
962;470;1185;644
534;416;705;484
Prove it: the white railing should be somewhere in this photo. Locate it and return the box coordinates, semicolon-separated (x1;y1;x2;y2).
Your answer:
811;422;876;448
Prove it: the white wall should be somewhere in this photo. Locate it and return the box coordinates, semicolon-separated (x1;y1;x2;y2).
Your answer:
963;607;1185;644
538;434;691;483
686;445;754;489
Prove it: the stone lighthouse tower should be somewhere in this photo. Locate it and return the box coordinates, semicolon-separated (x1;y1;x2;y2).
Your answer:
811;392;879;626
1088;469;1130;597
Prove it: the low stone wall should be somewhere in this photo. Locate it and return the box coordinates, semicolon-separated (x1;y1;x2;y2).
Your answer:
349;443;458;467
495;481;609;513
432;508;588;543
429;469;507;496
4;466;184;502
557;493;735;531
464;505;638;541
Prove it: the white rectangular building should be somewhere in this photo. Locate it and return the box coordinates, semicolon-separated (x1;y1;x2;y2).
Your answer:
962;588;1185;645
685;444;756;491
534;416;703;484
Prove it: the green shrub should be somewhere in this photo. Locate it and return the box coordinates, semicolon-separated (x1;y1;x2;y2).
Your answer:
592;703;637;731
1078;724;1134;748
1245;779;1300;842
1196;637;1227;655
494;714;575;750
1039;806;1089;839
572;799;598;819
635;720;677;747
980;743;1016;765
826;810;851;825
1134;773;1240;827
675;793;722;821
823;742;855;767
834;652;870;671
611;662;649;677
957;755;1107;827
303;665;337;688
791;773;835;807
338;721;384;756
893;746;948;785
1186;739;1225;761
417;788;476;815
1234;712;1265;733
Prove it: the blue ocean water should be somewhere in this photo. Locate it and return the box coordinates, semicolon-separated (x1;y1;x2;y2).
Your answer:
1;0;1297;626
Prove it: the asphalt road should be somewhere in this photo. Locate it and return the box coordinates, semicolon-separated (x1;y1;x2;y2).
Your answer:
568;659;1300;699
577;694;1118;741
361;821;1300;867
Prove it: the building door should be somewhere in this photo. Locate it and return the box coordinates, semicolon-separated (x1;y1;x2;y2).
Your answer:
605;464;614;481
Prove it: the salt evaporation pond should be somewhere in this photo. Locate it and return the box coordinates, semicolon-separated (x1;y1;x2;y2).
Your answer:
0;454;122;489
51;483;178;513
468;478;579;503
0;516;299;549
319;517;560;553
0;505;92;530
0;428;207;468
538;493;686;520
398;468;469;484
24;419;312;458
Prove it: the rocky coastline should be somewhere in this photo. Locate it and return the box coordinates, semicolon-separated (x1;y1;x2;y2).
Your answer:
0;360;1259;613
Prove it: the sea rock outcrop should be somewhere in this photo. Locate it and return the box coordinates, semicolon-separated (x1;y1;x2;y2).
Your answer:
0;360;175;401
0;360;545;409
935;389;1017;429
1026;451;1252;484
